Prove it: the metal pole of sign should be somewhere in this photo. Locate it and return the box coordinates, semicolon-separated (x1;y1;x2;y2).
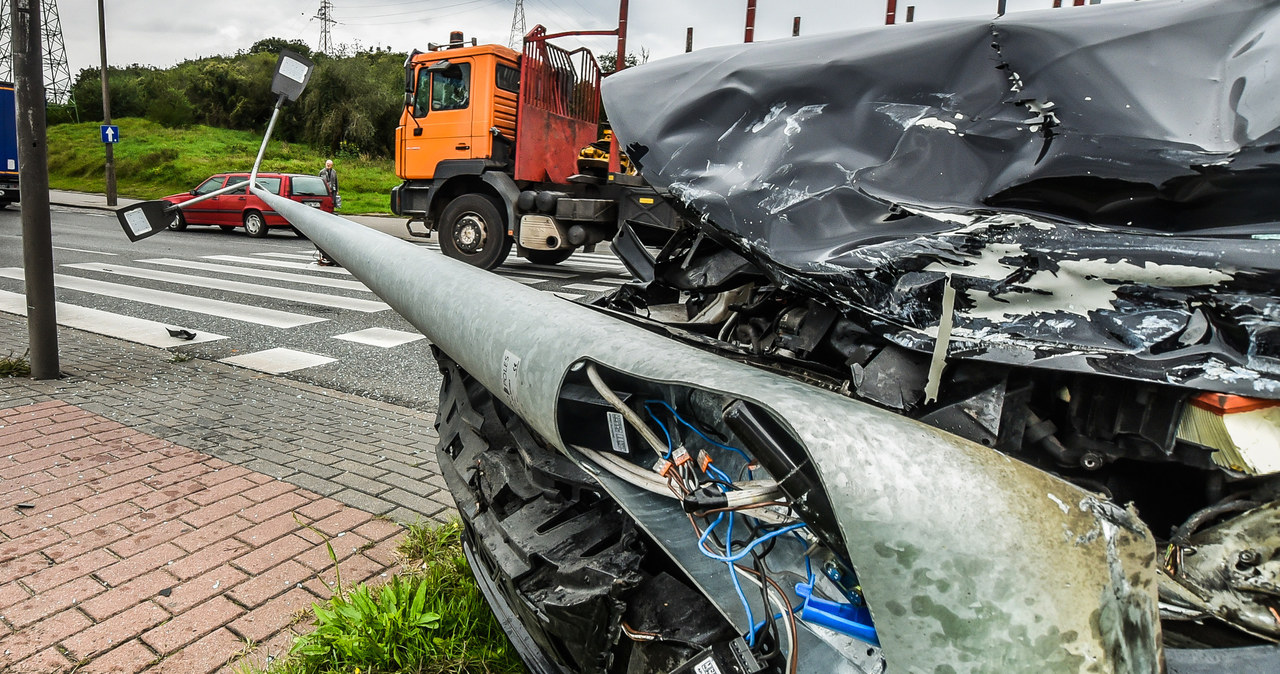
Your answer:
14;0;58;379
97;0;116;206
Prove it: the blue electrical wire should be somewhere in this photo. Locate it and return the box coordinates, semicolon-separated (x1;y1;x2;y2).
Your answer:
706;463;734;485
698;520;808;563
719;512;758;647
645;408;674;459
644;400;752;464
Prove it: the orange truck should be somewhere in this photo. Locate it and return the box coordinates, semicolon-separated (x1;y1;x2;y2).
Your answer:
391;27;682;269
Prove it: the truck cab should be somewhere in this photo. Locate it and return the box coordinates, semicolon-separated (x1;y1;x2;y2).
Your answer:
391;28;681;269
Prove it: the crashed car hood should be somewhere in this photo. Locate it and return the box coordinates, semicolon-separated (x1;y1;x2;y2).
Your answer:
602;0;1280;397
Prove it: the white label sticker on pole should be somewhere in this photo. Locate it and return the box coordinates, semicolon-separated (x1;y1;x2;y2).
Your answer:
278;57;308;84
606;412;629;454
501;350;521;404
6;160;13;170
124;209;151;236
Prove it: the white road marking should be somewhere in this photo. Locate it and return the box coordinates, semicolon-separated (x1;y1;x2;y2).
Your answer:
332;327;425;348
564;282;613;292
64;262;389;313
137;258;371;292
220;348;336;373
594;278;628;285
498;265;575;279
551;291;584;301
494;274;548;285
54;247;118;256
0;289;227;348
254;252;318;261
201;255;353;275
0;268;324;328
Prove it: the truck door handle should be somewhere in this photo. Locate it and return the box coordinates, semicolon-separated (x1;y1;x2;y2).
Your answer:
456;143;470;150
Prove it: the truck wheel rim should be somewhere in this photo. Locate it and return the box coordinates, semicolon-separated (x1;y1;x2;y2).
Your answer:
455;213;487;253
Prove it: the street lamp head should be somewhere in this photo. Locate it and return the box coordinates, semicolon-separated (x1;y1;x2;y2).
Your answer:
271;50;313;102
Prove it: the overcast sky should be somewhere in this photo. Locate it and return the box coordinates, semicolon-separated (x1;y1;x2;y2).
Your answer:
58;0;1131;76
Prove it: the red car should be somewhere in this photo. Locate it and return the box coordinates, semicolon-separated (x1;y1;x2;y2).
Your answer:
162;172;334;237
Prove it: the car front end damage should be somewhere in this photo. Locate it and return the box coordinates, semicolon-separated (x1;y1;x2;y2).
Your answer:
265;1;1280;671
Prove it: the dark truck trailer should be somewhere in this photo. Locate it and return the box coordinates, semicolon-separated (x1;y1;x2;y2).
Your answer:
0;82;19;206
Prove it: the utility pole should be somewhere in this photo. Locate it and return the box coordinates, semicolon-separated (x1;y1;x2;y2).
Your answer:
744;0;756;42
315;0;335;54
508;0;526;49
97;0;115;206
13;0;58;379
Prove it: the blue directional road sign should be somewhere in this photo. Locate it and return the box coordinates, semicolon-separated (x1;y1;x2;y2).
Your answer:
100;124;119;144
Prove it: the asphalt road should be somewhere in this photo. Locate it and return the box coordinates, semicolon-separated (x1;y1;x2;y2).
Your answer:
0;204;632;411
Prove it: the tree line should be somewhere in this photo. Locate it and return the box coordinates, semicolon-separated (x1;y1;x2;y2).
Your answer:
62;38;405;158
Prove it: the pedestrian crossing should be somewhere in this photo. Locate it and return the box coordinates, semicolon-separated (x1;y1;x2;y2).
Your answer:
0;244;630;376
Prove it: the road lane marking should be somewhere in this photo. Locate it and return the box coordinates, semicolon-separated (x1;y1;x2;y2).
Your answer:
54;247;118;256
63;262;389;313
0;267;324;328
551;291;583;300
332;328;425;348
498;265;575;279
138;258;371;292
564;283;613;292
494;274;548;285
219;348;336;373
201;255;353;275
0;289;227;348
253;252;318;261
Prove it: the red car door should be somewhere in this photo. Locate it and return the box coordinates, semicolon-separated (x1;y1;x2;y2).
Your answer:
217;175;251;226
184;175;229;225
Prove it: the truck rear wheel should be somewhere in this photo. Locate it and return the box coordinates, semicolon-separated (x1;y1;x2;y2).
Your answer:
440;194;511;270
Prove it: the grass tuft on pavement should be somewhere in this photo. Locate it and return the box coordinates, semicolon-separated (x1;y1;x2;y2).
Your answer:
236;520;524;674
0;350;30;377
46;119;400;215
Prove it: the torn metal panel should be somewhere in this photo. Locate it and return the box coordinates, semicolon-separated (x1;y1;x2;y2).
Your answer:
260;189;1162;672
601;0;1280;397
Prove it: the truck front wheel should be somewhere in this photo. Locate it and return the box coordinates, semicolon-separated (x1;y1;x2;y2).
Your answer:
439;194;511;270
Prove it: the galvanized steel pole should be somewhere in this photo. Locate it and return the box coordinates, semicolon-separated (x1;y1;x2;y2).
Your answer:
13;0;59;378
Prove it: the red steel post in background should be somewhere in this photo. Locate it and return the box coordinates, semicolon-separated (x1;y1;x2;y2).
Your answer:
608;0;629;174
1073;0;1085;5
1053;0;1063;6
886;0;897;25
793;16;800;36
745;0;756;42
686;26;693;52
905;5;914;22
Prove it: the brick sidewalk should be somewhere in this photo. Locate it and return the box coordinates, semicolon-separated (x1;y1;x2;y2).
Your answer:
0;401;403;672
0;314;457;672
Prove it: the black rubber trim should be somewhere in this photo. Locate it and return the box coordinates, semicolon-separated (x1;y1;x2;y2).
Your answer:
462;541;570;674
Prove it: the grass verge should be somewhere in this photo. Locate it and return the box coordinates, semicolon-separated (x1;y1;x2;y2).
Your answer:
46;119;400;214
237;520;525;674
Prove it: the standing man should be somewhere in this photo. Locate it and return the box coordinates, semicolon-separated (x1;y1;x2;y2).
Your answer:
316;159;340;266
320;159;339;209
